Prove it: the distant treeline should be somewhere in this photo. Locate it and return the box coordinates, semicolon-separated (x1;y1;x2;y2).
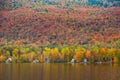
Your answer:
0;0;120;10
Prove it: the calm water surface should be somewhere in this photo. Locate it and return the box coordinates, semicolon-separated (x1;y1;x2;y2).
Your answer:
0;63;120;80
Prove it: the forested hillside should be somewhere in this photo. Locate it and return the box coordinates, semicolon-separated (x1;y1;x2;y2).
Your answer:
0;6;120;47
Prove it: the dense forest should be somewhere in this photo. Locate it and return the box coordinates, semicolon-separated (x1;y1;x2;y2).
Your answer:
0;6;120;47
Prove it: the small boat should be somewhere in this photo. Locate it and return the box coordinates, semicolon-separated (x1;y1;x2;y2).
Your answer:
70;58;75;63
6;57;12;63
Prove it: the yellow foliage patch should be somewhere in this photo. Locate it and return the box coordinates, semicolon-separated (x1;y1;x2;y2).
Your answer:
12;48;19;57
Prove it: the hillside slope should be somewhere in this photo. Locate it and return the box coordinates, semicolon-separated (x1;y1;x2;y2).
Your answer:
0;6;120;46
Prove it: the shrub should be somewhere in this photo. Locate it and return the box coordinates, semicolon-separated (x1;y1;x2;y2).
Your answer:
28;52;36;62
50;48;59;62
90;50;99;63
12;48;19;57
0;55;6;62
44;47;51;58
12;56;19;63
85;50;91;60
116;40;120;48
38;54;45;63
20;54;29;63
99;48;106;61
61;47;73;62
5;50;10;58
74;51;84;62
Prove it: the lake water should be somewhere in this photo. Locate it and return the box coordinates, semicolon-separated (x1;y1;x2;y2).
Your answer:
0;63;120;80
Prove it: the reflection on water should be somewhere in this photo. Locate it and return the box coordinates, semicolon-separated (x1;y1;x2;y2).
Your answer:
0;63;120;80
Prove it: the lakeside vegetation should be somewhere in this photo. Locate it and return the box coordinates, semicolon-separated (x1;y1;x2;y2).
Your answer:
0;43;120;63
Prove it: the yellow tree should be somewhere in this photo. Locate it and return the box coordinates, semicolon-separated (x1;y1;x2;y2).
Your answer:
50;48;59;62
61;47;73;62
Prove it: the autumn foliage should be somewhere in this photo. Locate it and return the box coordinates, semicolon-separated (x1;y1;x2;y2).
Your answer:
0;6;120;47
0;4;120;64
0;44;120;63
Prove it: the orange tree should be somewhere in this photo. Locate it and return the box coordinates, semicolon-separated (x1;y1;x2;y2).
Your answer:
74;46;86;62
